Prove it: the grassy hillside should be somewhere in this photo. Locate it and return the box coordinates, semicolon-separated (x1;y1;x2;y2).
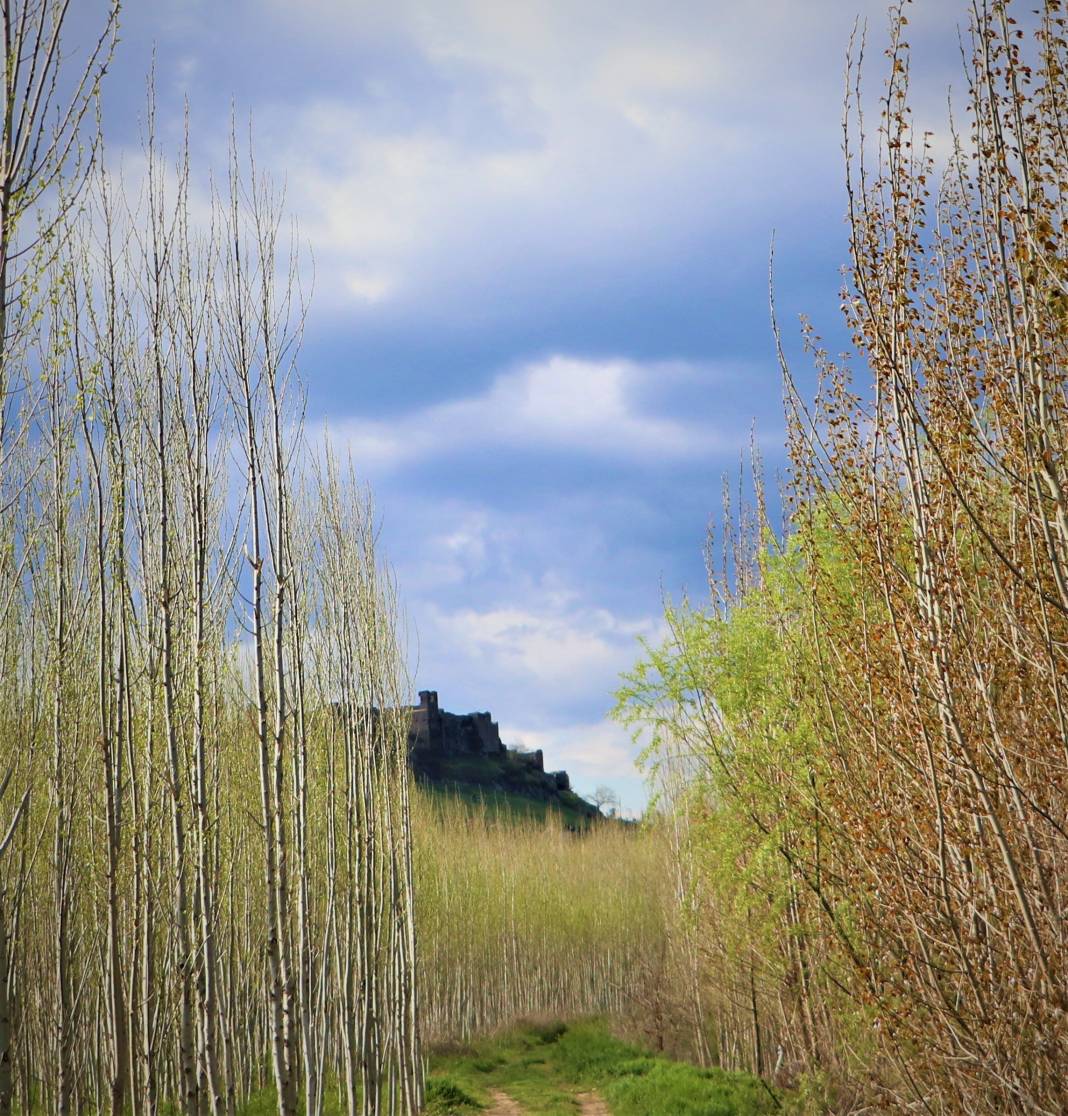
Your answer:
414;748;601;828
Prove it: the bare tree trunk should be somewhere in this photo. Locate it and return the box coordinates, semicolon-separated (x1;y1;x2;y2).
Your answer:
0;76;424;1115
48;364;76;1116
0;888;11;1116
223;149;298;1116
0;790;28;1116
142;130;200;1115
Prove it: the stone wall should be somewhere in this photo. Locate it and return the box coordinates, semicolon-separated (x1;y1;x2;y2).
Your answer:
408;690;505;756
407;690;582;807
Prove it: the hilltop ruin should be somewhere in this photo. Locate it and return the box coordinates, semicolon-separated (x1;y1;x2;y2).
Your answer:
407;690;576;796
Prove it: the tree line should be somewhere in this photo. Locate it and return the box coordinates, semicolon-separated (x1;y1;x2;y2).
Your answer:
616;2;1068;1112
0;3;420;1114
411;792;670;1051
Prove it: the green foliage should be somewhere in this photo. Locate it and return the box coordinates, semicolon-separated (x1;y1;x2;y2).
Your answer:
416;750;600;828
422;779;596;829
233;1086;347;1115
778;1070;835;1116
423;1076;484;1114
611;518;884;1083
552;1023;776;1114
614;537;818;917
427;1024;579;1115
604;1061;775;1116
429;1020;783;1115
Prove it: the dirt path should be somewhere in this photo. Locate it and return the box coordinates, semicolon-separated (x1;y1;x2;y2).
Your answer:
486;1090;524;1115
484;1088;611;1114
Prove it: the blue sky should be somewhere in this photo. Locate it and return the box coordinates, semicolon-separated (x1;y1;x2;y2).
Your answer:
88;0;969;812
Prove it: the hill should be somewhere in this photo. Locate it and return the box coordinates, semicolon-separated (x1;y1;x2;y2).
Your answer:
407;690;601;826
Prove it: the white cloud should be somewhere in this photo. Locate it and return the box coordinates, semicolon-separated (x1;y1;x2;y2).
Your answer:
408;588;664;813
233;1;899;313
409;581;665;725
430;599;659;698
319;354;727;470
105;0;969;332
509;717;649;815
344;269;395;303
508;719;638;780
127;0;969;319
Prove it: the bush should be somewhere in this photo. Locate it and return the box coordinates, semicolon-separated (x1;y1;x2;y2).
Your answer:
423;1075;483;1114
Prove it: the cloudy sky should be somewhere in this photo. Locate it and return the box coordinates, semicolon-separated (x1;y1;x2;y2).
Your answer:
85;0;969;812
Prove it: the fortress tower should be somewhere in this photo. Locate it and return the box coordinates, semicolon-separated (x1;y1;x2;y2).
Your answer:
407;690;507;756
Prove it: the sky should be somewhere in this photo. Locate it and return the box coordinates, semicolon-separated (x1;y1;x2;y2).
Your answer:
80;0;971;813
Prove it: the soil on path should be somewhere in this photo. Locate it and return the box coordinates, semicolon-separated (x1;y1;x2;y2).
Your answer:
484;1089;607;1116
486;1090;524;1115
485;1088;611;1114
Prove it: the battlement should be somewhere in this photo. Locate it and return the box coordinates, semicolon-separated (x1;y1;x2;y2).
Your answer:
403;687;598;821
405;690;596;822
408;689;506;757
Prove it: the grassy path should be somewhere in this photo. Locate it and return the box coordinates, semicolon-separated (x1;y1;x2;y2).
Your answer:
425;1019;785;1115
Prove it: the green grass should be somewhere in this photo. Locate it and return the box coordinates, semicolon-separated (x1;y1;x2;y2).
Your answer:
230;1086;347;1116
427;1019;784;1115
423;1076;485;1114
194;1019;782;1116
426;781;595;827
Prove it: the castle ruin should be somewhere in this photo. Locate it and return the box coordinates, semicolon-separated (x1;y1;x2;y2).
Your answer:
407;690;571;792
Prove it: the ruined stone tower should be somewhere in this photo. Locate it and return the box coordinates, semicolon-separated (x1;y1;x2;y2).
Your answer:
406;690;558;780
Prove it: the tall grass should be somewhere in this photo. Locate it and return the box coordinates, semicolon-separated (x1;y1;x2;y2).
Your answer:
411;793;671;1046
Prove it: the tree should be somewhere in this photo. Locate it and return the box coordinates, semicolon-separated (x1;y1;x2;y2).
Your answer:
0;5;118;1115
0;30;425;1112
0;0;119;439
619;2;1068;1109
591;785;620;816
